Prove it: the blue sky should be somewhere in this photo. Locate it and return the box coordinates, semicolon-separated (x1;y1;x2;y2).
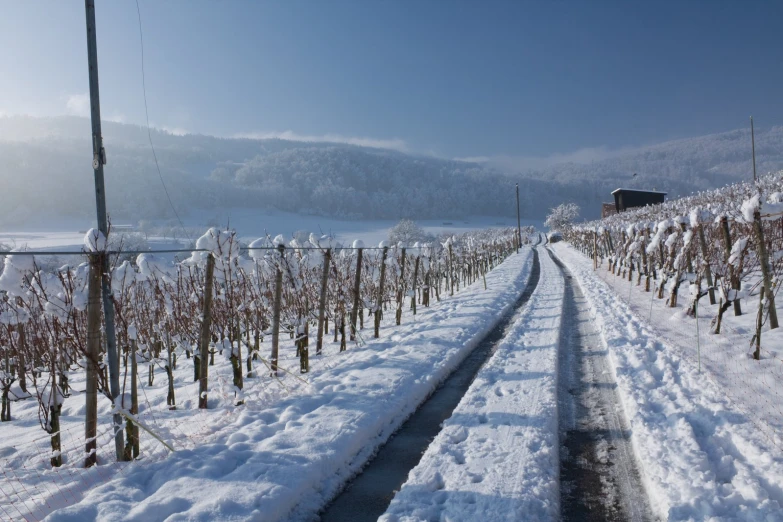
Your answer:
2;1;783;162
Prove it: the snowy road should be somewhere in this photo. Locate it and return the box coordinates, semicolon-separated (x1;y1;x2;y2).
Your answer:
551;249;655;522
381;245;563;522
321;249;541;521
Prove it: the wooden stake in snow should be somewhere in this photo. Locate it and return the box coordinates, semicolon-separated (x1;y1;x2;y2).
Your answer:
124;339;140;460
753;208;779;330
316;248;331;355
270;245;284;375
720;216;742;316
697;224;716;305
375;246;389;338
350;247;363;341
396;248;406;325
411;255;420;315
198;254;215;408
85;254;101;467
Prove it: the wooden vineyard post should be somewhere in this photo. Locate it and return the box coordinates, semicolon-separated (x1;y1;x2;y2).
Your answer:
396;248;406;325
316;248;331;355
166;337;176;410
720;216;742;316
350;247;363;341
85;253;101;467
754;288;765;360
411;255;420;315
198;254;216;409
231;323;244;403
270;245;284;374
697;224;716;305
49;342;62;467
448;242;455;296
753;209;779;330
126;339;140;459
375;246;389;338
593;231;598;270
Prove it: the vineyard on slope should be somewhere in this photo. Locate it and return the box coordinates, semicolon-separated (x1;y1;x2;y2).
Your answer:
563;171;783;454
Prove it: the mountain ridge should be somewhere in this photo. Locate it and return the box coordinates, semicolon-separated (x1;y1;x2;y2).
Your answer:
0;115;781;226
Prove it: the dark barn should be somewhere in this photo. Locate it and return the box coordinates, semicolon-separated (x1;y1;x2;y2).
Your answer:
612;188;666;213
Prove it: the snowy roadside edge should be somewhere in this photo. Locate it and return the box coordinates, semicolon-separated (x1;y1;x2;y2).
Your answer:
552;243;783;521
380;248;565;522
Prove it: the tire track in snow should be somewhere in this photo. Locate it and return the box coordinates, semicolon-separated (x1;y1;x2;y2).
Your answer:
319;248;541;522
549;248;656;522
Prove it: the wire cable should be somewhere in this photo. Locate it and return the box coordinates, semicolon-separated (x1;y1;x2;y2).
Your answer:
135;0;192;243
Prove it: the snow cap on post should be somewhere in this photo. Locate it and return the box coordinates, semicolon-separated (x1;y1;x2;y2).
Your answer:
83;228;107;252
352;239;364;249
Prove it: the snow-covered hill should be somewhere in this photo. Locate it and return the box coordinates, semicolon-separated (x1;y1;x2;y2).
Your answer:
1;115;781;226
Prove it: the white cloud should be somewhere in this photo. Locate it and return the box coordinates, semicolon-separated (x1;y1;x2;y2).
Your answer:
161;126;189;136
234;130;408;152
106;112;126;124
455;145;642;172
65;93;90;118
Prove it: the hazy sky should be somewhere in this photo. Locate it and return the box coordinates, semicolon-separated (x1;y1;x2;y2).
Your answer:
2;1;783;160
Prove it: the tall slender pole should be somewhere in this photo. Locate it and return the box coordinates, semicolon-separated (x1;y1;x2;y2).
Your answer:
515;183;521;252
84;0;123;460
751;116;757;182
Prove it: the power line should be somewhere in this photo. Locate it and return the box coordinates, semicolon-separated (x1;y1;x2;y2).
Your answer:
134;0;192;243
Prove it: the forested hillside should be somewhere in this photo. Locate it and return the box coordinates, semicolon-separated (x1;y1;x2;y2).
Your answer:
1;115;781;226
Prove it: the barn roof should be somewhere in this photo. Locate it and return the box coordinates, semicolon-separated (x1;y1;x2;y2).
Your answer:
611;188;668;195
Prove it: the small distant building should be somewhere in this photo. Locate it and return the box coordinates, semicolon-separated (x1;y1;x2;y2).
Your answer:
611;188;666;213
601;203;617;218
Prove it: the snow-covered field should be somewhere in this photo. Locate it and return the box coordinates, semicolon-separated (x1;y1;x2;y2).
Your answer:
0;212;543;253
553;243;783;520
381;247;563;521
4;248;533;521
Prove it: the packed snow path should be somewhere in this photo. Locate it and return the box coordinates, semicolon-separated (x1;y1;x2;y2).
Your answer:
321;249;541;521
550;249;655;521
380;243;563;521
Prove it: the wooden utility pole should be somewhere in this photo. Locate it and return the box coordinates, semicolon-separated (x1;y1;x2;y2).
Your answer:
84;0;123;460
515;183;521;253
751;116;757;182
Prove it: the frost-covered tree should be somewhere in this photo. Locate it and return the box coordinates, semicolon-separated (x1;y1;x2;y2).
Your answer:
545;203;580;231
388;219;434;245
